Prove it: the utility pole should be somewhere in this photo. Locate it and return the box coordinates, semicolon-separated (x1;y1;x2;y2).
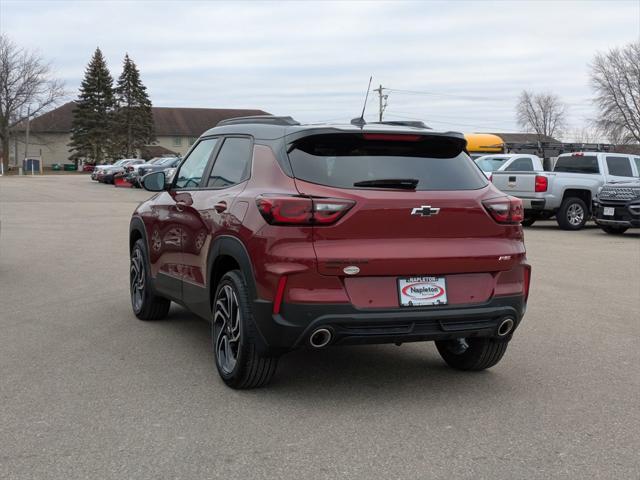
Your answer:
373;85;388;122
24;106;30;163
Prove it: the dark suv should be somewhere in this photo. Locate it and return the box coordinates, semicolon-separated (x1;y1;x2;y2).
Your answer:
594;181;640;234
130;116;531;389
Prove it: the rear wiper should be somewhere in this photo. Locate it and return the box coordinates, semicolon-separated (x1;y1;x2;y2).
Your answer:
353;178;419;189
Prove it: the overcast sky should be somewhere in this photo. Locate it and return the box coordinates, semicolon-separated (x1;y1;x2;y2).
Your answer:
2;0;639;140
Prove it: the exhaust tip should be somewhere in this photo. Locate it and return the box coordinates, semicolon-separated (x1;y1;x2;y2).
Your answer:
497;318;515;337
309;328;332;348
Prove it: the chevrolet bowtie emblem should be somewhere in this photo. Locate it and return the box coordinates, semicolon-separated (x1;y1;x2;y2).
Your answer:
411;205;440;216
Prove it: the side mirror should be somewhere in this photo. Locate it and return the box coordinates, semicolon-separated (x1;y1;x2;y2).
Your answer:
142;171;167;192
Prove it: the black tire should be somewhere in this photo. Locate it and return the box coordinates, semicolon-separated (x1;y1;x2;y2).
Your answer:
557;197;588;230
601;225;629;235
130;239;171;320
212;270;278;389
521;216;536;227
435;337;509;371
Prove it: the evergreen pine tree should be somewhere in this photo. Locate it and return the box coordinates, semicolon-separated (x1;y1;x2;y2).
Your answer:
69;48;115;164
113;54;155;158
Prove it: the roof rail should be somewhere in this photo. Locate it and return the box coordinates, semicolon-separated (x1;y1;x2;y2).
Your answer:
370;120;431;129
217;115;300;127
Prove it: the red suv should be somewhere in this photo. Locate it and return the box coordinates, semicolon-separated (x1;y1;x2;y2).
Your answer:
130;116;531;389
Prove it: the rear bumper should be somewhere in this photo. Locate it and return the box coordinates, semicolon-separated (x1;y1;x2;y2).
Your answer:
520;197;546;211
251;295;525;351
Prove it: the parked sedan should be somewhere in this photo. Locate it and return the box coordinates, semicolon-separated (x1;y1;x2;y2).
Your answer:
128;157;181;187
91;161;119;181
125;157;165;175
100;159;145;184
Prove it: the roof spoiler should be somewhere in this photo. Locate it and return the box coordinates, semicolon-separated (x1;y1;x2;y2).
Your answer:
217;115;300;127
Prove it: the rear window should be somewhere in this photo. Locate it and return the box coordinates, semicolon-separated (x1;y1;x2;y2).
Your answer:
505;158;534;171
476;157;507;172
554;155;599;174
287;133;487;191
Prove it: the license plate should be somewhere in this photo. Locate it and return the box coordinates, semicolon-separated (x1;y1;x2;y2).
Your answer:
604;207;615;216
398;276;447;307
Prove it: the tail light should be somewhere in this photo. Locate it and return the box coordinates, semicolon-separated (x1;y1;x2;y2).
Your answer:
483;196;524;224
256;195;354;226
488;173;493;182
535;175;548;192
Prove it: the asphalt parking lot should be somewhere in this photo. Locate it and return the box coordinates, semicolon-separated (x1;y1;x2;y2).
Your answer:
1;175;639;480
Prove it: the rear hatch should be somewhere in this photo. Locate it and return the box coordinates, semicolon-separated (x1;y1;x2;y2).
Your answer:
287;131;524;278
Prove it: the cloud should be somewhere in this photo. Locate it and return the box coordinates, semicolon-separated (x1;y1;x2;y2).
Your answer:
2;0;638;138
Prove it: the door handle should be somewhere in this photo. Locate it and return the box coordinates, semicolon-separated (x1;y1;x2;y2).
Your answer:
214;201;227;213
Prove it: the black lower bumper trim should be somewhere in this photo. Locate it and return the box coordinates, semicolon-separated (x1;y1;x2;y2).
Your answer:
594;204;640;227
251;296;525;351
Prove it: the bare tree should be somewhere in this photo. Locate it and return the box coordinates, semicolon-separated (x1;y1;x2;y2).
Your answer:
590;41;640;144
516;90;568;141
0;34;65;170
569;126;605;144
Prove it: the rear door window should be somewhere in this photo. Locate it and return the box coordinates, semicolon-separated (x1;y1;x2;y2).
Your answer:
206;137;252;188
606;156;633;177
287;133;487;191
634;157;640;176
505;158;534;171
554;155;599;174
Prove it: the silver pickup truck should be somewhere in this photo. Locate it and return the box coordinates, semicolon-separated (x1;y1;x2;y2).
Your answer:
491;152;640;229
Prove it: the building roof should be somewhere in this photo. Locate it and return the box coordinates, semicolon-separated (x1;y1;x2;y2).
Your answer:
22;101;77;133
22;102;269;137
140;145;179;159
488;132;560;144
152;107;268;136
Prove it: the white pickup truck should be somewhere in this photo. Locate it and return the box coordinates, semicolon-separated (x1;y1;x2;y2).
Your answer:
491;152;640;229
474;154;544;180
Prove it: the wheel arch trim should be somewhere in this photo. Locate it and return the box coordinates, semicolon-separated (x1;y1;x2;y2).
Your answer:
129;216;148;252
207;235;258;306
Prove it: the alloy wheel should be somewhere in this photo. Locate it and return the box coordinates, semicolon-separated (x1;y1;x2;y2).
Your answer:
567;203;584;226
214;285;241;375
130;247;145;312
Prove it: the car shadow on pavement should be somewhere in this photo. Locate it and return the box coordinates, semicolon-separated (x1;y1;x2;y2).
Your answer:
267;344;514;400
152;306;517;401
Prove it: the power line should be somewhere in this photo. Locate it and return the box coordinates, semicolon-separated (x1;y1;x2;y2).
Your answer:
383;112;519;132
386;88;514;102
386;109;517;129
387;88;592;107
